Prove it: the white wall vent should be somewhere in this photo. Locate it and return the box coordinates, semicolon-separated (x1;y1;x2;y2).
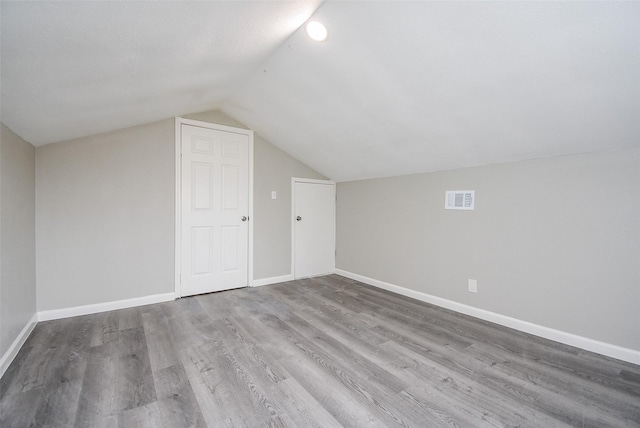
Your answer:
445;190;475;210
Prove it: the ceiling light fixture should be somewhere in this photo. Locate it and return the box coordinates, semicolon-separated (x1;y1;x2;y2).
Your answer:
306;21;328;42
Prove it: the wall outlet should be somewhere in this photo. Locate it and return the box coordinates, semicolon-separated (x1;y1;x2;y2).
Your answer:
468;279;478;293
271;191;277;200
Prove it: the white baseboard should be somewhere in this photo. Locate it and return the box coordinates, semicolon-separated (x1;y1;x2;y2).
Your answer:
38;292;176;322
334;269;640;365
251;274;294;287
1;313;38;378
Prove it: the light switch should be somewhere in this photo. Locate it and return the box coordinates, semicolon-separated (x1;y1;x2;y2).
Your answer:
271;191;277;200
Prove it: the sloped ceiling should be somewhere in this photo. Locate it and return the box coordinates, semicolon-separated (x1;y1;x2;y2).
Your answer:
2;1;639;182
0;1;321;144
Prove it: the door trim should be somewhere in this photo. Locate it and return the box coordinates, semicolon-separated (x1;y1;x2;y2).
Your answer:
291;177;336;279
175;117;254;297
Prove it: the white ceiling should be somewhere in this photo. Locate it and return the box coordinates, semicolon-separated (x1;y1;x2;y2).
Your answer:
0;1;321;144
2;1;639;182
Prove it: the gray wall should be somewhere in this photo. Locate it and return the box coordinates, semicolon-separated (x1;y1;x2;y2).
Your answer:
36;120;176;311
336;148;640;351
253;135;326;279
35;110;324;311
184;110;249;130
1;124;36;357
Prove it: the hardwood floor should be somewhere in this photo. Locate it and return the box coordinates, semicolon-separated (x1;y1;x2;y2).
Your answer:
1;274;639;427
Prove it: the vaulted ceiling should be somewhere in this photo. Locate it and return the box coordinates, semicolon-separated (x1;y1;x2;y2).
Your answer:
2;1;639;182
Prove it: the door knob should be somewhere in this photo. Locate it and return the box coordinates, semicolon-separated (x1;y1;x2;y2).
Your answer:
241;216;248;221
296;216;302;221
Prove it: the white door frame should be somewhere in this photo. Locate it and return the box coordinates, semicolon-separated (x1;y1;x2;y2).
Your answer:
175;117;254;297
291;177;336;279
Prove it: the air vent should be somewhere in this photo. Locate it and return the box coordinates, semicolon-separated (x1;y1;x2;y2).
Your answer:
445;190;474;210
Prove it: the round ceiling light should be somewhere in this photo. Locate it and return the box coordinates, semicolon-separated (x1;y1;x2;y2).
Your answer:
306;21;328;42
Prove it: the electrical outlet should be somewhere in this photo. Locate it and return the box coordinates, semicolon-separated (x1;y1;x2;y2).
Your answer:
271;191;277;199
468;279;477;293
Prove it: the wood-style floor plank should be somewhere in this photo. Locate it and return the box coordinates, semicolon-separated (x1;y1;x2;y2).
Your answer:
153;363;207;428
1;274;639;427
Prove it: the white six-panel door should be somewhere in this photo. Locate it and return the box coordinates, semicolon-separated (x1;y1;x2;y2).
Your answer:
179;123;250;297
293;179;336;279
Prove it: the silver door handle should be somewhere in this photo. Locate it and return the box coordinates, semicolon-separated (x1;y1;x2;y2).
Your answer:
242;216;248;221
296;216;302;221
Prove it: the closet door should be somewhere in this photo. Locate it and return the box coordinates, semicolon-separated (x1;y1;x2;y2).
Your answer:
293;179;335;279
180;123;249;297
